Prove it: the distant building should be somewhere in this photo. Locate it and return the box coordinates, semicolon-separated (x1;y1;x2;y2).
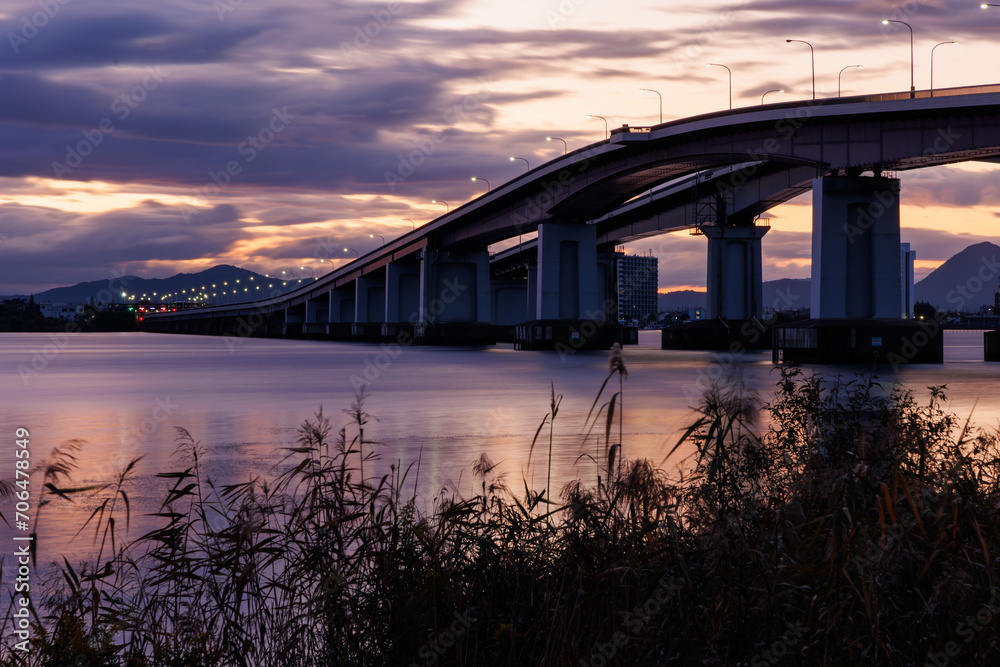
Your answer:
900;243;916;319
39;302;85;320
616;250;658;324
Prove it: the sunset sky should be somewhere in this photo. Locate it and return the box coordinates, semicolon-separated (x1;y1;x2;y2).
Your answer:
1;0;998;296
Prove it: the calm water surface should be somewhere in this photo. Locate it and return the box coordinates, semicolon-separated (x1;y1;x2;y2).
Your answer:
1;329;998;563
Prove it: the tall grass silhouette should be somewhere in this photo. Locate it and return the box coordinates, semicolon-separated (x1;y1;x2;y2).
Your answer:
4;364;1000;665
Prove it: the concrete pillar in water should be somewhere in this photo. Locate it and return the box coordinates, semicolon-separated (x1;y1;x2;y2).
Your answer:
703;224;769;320
385;262;421;322
811;176;901;319
355;273;386;324
536;221;598;320
418;248;491;324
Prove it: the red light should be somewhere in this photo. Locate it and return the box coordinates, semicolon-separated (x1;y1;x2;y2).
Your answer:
172;308;177;312
138;316;144;322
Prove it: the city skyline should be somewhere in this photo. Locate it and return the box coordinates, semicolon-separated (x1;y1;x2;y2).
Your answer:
1;0;999;296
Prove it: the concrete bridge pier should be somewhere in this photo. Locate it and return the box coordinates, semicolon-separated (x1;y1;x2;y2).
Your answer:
704;224;769;321
516;221;626;350
354;272;386;339
383;261;421;341
775;175;942;364
662;221;771;351
327;285;355;338
416;248;495;344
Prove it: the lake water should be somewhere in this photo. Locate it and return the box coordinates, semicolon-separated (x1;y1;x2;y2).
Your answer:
1;329;998;564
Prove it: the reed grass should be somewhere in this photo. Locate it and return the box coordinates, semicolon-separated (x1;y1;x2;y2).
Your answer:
4;365;1000;665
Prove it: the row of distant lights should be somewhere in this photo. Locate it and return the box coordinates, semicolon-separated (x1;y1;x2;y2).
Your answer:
119;274;315;303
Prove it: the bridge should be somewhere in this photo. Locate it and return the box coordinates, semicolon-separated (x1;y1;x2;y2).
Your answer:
145;84;1000;353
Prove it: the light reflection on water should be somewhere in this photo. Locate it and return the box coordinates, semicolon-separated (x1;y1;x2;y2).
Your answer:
0;329;996;564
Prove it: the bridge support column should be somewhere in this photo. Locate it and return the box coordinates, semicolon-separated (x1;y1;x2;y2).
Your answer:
355;274;386;324
385;262;421;322
810;175;901;319
536;221;599;320
416;249;494;344
774;175;942;364
704;224;769;320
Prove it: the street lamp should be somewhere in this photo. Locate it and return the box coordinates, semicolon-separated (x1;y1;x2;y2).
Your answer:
509;156;529;170
343;247;359;259
761;89;784;104
785;39;815;100
639;88;663;124
930;41;958;96
587;114;609;139
369;233;385;245
546;136;567;154
399;218;414;229
471;176;491;192
432;199;449;212
983;4;1000;8
838;65;863;96
299;265;315;279
882;19;915;98
706;63;732;109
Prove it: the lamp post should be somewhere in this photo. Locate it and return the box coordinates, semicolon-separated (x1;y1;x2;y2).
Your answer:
586;114;609;139
639;88;663;124
400;218;414;229
343;247;359;259
785;39;815;99
706;63;732;109
509;156;529;170
369;234;384;245
882;19;915;98
761;89;784;104
930;41;957;96
299;265;315;279
982;4;1000;8
471;176;490;192
838;64;863;96
546;136;567;154
432;199;449;212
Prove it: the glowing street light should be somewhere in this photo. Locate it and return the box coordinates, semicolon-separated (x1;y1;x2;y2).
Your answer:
761;89;784;104
432;199;449;212
400;218;414;229
785;39;815;100
509;156;529;170
882;19;915;97
639;88;663;124
706;63;732;109
369;233;385;245
344;247;359;259
546;136;567;154
838;65;863;96
299;265;315;279
586;114;609;139
471;176;491;192
930;41;958;96
982;4;1000;8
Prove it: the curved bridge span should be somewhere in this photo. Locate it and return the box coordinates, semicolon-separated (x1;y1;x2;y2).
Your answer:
146;85;1000;349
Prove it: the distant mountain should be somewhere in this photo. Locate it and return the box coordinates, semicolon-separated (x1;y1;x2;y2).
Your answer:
914;241;1000;311
32;265;308;305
